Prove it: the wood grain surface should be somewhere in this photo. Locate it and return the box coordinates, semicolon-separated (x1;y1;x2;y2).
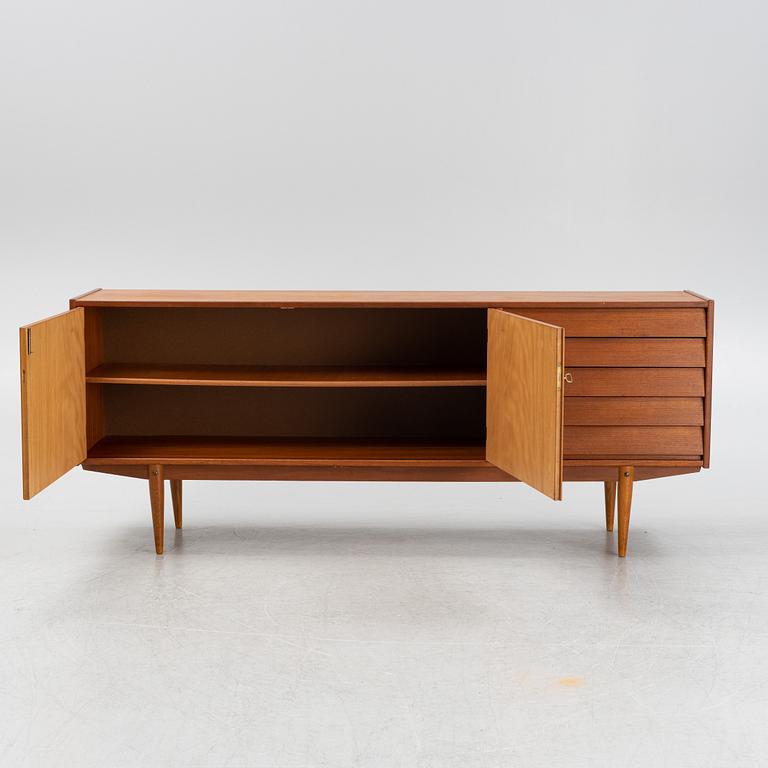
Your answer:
86;363;487;387
87;436;490;466
565;338;706;367
563;368;705;396
70;289;708;308
486;310;564;499
148;464;164;554
81;460;701;482
564;397;703;425
19;309;86;499
564;426;703;455
617;466;634;557
513;309;706;337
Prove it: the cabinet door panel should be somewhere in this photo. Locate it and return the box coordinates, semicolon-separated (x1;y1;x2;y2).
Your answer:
20;309;86;499
486;309;564;500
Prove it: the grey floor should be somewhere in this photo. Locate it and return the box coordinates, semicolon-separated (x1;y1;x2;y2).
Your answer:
1;480;766;768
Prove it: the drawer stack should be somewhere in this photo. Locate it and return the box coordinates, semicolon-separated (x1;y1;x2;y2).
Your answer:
516;309;708;460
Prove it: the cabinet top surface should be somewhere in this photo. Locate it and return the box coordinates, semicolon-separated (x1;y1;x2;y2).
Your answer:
71;289;710;308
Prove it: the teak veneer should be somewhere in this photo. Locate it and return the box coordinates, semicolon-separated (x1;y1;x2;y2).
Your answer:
20;290;714;557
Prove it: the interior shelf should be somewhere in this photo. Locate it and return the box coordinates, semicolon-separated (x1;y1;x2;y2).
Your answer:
86;436;489;466
86;363;487;388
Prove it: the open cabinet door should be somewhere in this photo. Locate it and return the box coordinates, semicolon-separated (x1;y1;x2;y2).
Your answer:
20;308;86;499
486;309;564;500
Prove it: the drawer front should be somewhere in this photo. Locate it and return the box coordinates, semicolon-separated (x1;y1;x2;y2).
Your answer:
532;305;712;460
564;397;703;426
564;426;703;456
565;339;705;367
563;368;704;396
516;308;706;337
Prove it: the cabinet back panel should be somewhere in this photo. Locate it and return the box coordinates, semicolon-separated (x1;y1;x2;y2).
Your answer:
100;309;487;367
103;385;486;440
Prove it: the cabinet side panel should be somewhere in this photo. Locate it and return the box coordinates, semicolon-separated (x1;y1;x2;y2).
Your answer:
703;300;714;467
84;308;105;448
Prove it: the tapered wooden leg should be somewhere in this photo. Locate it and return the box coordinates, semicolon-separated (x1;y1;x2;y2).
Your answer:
617;466;634;558
170;479;182;529
604;480;616;532
149;464;164;554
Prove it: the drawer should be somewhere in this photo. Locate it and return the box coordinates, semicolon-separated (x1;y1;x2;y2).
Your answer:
564;397;703;426
563;368;704;396
516;309;706;337
564;426;703;456
565;339;705;367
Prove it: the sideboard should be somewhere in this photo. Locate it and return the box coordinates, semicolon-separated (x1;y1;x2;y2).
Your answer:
19;290;714;557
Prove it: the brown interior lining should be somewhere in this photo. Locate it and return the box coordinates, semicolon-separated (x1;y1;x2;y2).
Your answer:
103;385;487;440
100;308;488;367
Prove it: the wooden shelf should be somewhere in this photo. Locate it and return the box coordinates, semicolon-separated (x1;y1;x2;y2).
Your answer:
86;436;489;466
86;363;487;388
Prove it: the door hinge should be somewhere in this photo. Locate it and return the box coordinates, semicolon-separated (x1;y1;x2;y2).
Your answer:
556;364;562;390
26;328;32;355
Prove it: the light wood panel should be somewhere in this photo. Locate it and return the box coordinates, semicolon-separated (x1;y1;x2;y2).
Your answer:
19;309;86;499
564;397;703;425
87;363;486;387
564;426;703;456
566;339;705;367
71;290;708;308
514;309;706;337
486;310;564;499
563;368;704;396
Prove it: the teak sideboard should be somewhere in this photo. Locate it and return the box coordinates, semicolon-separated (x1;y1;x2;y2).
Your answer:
19;290;714;557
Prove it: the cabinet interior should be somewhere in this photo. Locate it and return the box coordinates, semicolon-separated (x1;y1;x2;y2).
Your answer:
101;385;486;440
98;308;487;367
86;308;489;455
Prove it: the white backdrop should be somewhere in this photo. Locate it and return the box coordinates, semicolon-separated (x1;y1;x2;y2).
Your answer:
0;0;764;527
